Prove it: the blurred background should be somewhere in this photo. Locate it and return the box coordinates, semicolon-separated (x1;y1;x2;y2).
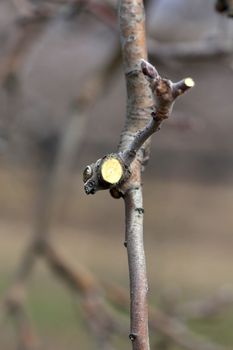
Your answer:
0;0;233;349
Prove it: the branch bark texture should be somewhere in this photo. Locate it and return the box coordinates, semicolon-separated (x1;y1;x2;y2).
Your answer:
118;3;193;350
118;0;154;165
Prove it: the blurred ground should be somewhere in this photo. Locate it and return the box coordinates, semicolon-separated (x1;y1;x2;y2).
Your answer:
1;167;233;348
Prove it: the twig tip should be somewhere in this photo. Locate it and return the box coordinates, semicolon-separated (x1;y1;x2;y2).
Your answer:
184;77;195;88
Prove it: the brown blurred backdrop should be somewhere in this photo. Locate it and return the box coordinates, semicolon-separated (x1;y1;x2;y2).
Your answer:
0;1;233;349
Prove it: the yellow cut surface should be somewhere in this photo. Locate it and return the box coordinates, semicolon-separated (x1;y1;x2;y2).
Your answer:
184;77;195;87
101;158;123;184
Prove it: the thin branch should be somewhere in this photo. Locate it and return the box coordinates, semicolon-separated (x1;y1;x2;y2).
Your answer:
82;58;194;348
118;1;153;166
83;2;194;350
121;59;194;166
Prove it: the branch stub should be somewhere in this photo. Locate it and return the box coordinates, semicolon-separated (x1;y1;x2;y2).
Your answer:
184;77;195;88
100;155;124;185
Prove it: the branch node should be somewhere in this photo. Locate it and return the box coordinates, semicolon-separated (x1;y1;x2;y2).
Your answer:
110;188;123;199
129;333;137;341
135;207;144;214
151;111;162;125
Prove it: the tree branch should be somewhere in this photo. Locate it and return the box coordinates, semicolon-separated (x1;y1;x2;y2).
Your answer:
83;1;194;350
124;184;149;349
121;59;194;167
104;282;228;350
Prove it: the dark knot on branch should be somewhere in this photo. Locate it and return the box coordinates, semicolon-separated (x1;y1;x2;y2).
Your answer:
129;333;137;341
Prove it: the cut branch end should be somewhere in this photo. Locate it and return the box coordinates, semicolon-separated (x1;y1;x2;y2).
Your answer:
184;77;195;88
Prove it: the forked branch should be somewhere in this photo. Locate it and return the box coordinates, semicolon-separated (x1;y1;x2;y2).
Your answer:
83;59;194;197
83;4;194;349
122;59;194;167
